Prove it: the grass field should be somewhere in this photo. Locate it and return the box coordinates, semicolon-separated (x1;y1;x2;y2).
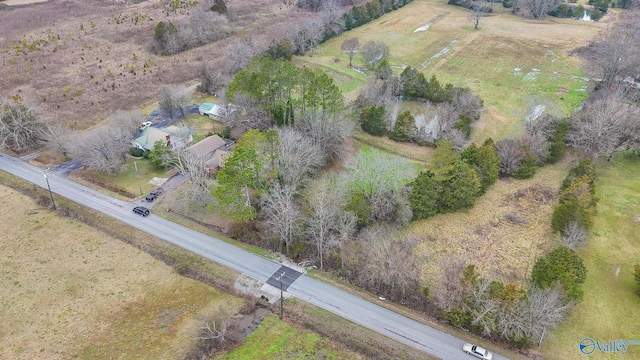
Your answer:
0;183;242;359
540;156;640;359
405;159;568;287
296;0;602;141
73;157;170;199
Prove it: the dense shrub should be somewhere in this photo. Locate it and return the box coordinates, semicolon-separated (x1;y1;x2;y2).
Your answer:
531;246;587;300
461;139;500;194
409;141;481;219
346;190;373;228
130;147;145;157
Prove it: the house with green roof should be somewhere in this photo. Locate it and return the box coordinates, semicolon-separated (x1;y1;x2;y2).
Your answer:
132;126;193;151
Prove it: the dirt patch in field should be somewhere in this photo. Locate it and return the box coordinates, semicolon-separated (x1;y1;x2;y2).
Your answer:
0;184;242;359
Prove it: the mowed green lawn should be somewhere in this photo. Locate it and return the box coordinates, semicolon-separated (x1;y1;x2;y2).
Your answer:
540;156;640;359
296;0;602;141
216;315;363;359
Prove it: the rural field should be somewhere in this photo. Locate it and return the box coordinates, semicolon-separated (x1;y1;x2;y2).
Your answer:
540;156;640;359
2;0;639;359
0;0;301;128
0;183;243;359
296;0;603;142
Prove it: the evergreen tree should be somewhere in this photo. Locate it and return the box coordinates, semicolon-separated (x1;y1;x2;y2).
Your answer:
408;170;439;219
360;106;387;136
546;120;570;164
461;139;499;195
390;111;416;142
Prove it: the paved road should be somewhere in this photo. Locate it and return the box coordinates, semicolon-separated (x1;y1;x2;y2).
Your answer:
0;153;509;360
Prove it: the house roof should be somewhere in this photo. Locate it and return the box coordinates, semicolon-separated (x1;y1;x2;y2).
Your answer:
133;126;192;151
199;103;215;113
185;134;227;158
205;149;230;169
133;127;170;151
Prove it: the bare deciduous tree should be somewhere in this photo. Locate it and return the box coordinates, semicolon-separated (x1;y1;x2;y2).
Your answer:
369;189;413;226
296;110;352;164
227;37;262;74
469;10;485;30
225;91;272;134
568;89;640;160
415;102;466;149
171;149;215;206
360;40;389;68
580;14;640;88
341;37;360;67
434;256;471;311
159;85;193;120
497;286;572;344
319;0;345;38
0;97;46;152
523;113;558;165
465;278;500;336
521;0;561;19
199;60;233;96
276;127;325;188
70;110;144;174
260;182;305;256
495;138;527;176
44;124;73;159
561;221;588;249
286;18;325;56
451;88;483;121
306;177;355;269
352;226;421;301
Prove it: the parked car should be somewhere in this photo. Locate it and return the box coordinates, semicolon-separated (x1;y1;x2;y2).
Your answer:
139;121;152;130
145;187;163;202
462;343;492;360
133;206;150;217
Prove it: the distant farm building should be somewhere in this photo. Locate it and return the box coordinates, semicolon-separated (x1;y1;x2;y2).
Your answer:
199;103;241;121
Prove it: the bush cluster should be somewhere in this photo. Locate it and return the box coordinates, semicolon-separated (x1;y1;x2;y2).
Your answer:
551;160;598;234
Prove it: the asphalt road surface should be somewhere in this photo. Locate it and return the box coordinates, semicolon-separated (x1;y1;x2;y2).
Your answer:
0;153;509;360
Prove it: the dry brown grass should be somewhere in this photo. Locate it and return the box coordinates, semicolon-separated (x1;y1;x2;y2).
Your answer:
406;159;570;288
0;183;242;359
0;0;300;129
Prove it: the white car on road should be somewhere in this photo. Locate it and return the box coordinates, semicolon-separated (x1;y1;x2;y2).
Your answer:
462;343;493;360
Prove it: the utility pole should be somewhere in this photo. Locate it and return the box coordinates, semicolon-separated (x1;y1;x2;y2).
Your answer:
43;169;56;210
276;271;286;320
134;161;143;195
